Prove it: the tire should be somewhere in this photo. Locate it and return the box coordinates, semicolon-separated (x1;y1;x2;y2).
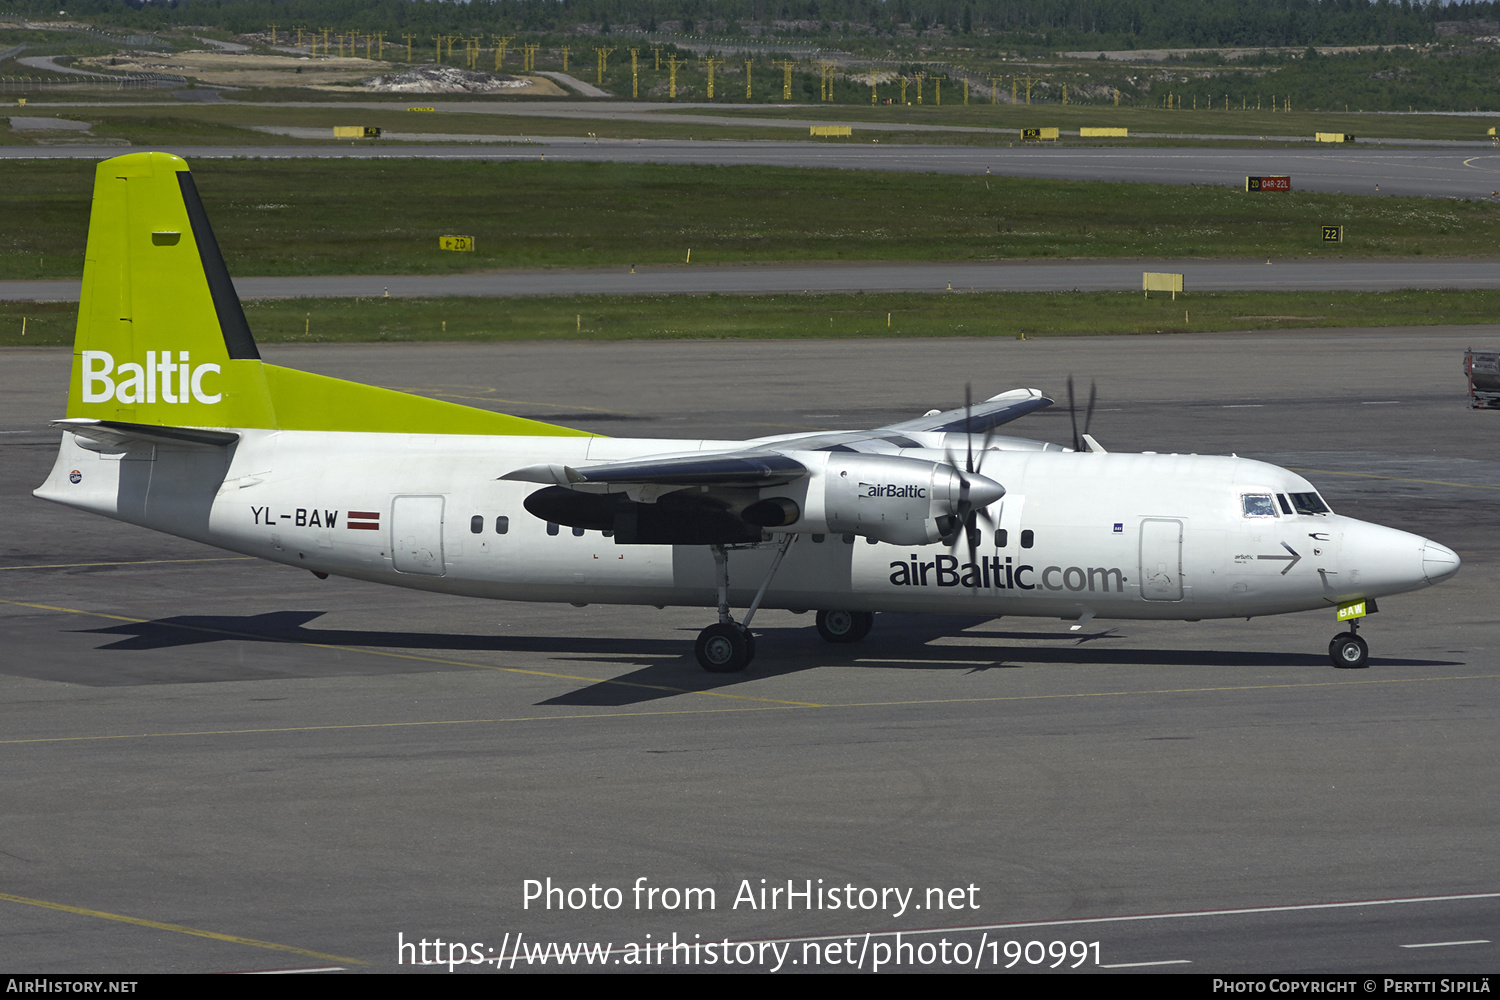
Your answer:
696;622;752;673
1328;632;1369;669
816;609;874;644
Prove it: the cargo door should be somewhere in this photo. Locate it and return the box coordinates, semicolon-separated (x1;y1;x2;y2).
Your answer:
1139;517;1183;601
391;495;446;576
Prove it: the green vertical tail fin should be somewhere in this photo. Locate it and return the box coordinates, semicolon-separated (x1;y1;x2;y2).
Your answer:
68;151;276;428
67;151;588;438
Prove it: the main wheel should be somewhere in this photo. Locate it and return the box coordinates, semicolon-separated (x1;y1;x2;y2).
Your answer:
816;609;874;644
696;622;753;673
1328;632;1369;669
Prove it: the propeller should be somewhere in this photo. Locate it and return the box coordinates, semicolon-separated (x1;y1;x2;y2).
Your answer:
1066;375;1098;453
939;383;1005;587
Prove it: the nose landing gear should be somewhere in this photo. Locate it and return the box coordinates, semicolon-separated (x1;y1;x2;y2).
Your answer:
1328;618;1369;669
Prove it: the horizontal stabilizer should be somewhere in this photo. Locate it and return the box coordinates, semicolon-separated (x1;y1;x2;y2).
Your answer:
53;417;239;451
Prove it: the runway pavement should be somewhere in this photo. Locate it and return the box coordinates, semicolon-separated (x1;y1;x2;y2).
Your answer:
2;330;1497;973
7;138;1500;199
6;259;1500;303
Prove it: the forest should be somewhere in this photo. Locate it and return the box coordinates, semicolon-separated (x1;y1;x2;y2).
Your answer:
6;0;1496;50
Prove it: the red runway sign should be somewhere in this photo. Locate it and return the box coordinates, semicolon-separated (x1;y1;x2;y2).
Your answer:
1246;175;1292;192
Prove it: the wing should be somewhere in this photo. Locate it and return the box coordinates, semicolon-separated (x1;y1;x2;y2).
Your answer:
501;452;809;545
497;389;1045;546
502;451;806;490
744;387;1057;453
503;387;1054;492
874;387;1054;435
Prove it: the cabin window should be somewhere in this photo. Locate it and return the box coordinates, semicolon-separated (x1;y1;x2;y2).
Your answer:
572;526;585;537
602;529;613;538
1242;494;1277;518
811;534;825;543
1020;529;1034;549
547;522;559;536
866;536;877;545
470;515;483;534
996;528;1009;548
495;516;509;534
1289;492;1330;515
842;533;855;544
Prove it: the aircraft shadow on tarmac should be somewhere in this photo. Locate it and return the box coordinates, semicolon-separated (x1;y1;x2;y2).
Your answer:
23;610;1464;697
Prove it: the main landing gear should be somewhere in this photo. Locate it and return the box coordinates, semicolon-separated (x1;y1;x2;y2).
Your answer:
1328;618;1369;669
816;609;875;644
695;537;794;673
695;622;756;673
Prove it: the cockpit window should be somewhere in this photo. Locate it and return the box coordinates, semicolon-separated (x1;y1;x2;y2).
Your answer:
1276;493;1293;515
1289;491;1330;515
1241;494;1277;517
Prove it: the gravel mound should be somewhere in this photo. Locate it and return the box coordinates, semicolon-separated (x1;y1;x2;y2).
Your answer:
362;65;531;93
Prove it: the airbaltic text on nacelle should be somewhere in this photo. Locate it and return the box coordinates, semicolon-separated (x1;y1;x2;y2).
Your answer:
523;878;979;919
81;350;221;405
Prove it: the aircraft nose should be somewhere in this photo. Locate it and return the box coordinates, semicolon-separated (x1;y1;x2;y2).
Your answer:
1422;541;1461;584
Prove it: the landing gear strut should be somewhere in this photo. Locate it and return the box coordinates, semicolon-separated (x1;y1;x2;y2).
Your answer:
1328;618;1369;669
694;536;795;673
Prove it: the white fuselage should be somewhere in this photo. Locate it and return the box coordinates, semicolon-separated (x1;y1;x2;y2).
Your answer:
36;429;1453;622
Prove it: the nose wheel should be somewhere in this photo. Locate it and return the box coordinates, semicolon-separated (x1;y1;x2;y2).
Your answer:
1328;627;1369;669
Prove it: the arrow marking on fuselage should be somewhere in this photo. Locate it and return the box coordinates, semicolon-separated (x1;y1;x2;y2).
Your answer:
1256;542;1302;575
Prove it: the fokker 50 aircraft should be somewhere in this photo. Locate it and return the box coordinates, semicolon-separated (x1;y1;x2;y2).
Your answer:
38;153;1461;673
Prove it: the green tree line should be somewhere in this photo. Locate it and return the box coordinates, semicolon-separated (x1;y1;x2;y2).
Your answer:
8;0;1496;49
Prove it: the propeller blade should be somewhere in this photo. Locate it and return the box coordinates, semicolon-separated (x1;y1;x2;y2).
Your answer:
964;383;975;474
966;511;980;586
941;388;1007;557
1066;375;1100;452
1067;375;1080;452
976;420;999;471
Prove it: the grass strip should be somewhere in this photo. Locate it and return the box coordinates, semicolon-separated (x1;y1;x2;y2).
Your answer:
4;289;1500;348
4;160;1500;281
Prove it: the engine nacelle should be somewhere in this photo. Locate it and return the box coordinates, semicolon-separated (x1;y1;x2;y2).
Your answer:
787;452;1004;545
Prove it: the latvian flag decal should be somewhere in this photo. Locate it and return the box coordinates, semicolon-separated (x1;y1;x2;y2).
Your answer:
347;510;381;531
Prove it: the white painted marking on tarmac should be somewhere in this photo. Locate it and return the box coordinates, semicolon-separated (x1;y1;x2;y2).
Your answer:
1399;939;1489;948
566;892;1500;963
1223;404;1263;408
1361;400;1402;405
857;658;997;665
1100;959;1193;968
919;890;1500;934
